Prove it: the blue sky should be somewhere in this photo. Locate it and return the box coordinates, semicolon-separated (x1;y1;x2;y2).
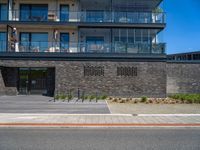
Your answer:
164;0;200;54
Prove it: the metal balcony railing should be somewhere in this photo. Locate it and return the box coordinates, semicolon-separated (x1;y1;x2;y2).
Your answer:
0;41;166;54
2;10;165;24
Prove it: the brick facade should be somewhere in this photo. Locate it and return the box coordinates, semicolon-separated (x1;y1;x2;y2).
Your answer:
0;60;166;98
167;62;200;94
1;60;199;98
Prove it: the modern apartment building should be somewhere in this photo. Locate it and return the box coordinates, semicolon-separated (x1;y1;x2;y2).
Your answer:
0;0;166;97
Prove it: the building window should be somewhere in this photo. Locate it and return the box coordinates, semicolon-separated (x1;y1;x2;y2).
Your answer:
86;37;105;53
60;33;69;52
0;32;6;52
60;5;69;22
86;10;104;22
20;32;48;52
0;4;7;21
20;4;48;21
117;67;137;77
84;66;104;76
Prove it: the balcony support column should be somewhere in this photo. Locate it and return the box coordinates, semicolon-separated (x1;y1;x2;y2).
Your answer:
148;29;152;53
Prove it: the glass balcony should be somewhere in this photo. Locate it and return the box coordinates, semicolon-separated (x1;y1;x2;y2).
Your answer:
6;10;165;24
0;41;165;54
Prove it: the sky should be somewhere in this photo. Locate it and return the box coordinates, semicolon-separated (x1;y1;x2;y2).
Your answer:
164;0;200;54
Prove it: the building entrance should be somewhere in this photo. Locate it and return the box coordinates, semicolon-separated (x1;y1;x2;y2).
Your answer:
18;68;48;95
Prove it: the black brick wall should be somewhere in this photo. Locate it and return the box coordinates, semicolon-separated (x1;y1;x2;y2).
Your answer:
0;60;167;98
167;62;200;94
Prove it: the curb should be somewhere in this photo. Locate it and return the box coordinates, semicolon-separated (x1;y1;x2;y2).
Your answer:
0;123;200;128
1;113;200;116
137;114;200;117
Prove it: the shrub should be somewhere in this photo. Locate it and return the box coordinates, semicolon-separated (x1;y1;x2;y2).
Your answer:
54;94;60;100
67;94;73;101
169;94;200;104
60;94;67;101
89;95;96;101
100;95;108;100
84;96;88;100
141;96;148;103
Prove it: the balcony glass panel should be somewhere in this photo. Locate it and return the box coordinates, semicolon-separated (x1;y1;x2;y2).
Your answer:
0;32;6;52
85;37;107;52
114;12;154;23
20;4;48;21
0;4;7;21
7;10;165;23
86;11;104;22
7;41;165;54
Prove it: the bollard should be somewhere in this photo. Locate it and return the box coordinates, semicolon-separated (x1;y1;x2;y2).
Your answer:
96;92;98;103
82;91;84;103
77;88;80;101
68;89;71;103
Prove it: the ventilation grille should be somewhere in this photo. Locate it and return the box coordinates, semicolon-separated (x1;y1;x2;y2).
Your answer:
117;67;137;77
84;66;104;76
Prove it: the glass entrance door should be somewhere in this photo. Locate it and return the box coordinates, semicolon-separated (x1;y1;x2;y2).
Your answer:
30;68;47;94
19;68;29;94
18;68;47;95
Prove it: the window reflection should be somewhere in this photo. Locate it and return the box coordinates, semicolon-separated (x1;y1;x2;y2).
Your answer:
20;4;48;21
60;5;69;22
0;4;8;21
20;33;48;52
60;33;69;52
0;32;6;52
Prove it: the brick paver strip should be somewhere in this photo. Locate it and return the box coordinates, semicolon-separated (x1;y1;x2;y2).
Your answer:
0;114;200;127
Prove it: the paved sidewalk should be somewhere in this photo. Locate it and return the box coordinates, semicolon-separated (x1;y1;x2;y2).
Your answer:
107;102;200;114
0;114;200;127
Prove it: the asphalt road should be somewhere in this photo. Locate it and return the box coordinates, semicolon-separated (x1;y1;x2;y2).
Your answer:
0;128;200;150
0;96;110;114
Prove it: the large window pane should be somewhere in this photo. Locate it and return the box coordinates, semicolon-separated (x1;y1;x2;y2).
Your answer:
32;5;48;21
31;33;48;52
60;33;69;52
20;4;48;21
20;33;30;52
60;5;69;22
86;37;104;52
20;33;48;52
86;10;104;22
0;32;6;52
0;4;8;21
20;5;30;21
